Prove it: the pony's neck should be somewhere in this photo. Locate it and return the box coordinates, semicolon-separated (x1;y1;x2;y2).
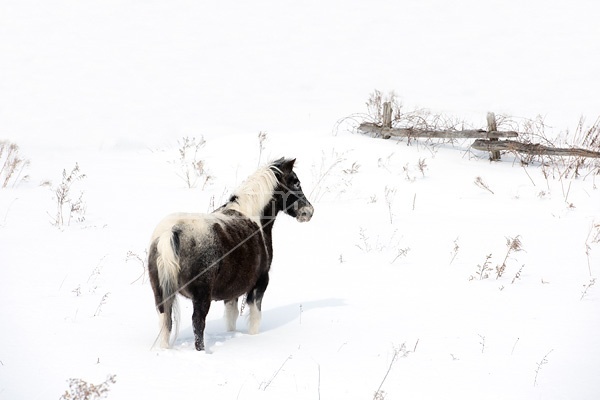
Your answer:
259;196;283;232
225;166;279;219
258;198;280;263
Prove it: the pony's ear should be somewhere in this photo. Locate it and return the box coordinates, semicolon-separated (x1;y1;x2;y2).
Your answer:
280;158;296;174
273;157;296;174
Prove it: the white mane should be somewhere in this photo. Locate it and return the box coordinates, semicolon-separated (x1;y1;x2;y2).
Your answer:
226;164;279;218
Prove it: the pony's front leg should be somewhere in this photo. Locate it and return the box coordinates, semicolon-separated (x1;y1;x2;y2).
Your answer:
248;301;261;335
224;298;239;332
191;291;211;351
247;272;269;335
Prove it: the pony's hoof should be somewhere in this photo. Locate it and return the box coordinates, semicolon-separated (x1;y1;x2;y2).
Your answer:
195;340;205;351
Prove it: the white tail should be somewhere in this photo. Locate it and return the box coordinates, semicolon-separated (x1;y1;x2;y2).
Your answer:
156;230;181;348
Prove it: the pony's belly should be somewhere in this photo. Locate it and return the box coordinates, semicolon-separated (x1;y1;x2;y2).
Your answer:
176;277;253;302
211;285;251;302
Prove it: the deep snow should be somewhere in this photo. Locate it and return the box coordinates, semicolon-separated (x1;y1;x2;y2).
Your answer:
1;1;599;399
1;131;599;399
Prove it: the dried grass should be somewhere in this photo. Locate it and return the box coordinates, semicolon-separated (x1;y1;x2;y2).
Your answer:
0;141;30;188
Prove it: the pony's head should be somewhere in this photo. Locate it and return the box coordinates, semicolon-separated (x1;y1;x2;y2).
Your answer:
269;158;314;222
225;158;314;223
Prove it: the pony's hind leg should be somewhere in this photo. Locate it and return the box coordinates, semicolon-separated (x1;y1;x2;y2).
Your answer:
246;272;269;335
224;298;239;332
191;288;212;351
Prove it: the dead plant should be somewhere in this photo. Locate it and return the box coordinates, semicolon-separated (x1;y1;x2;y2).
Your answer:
51;163;86;228
175;136;212;189
496;236;524;279
0;141;30;188
60;374;116;400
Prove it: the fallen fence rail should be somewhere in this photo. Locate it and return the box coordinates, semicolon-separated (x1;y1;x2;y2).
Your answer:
357;122;518;140
471;139;600;158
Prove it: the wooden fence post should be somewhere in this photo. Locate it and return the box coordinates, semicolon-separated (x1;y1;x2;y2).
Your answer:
382;102;392;128
487;112;501;161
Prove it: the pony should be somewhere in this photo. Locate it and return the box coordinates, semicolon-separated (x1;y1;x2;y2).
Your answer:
148;158;314;351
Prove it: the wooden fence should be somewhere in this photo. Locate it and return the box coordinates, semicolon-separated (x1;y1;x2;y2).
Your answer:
358;104;600;160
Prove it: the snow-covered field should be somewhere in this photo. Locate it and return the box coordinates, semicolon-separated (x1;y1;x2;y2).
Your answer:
1;1;599;399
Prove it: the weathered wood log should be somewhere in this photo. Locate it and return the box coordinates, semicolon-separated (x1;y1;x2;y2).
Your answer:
358;122;519;139
472;139;600;158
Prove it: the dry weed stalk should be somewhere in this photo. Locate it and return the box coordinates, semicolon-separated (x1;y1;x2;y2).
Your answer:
585;222;600;276
0;141;30;188
403;163;415;182
474;176;494;194
478;334;486;353
342;161;361;175
60;374;116;400
450;237;460;265
533;349;554;387
390;247;411;265
356;227;372;253
366;89;385;123
580;278;596;300
377;153;394;172
176;136;212;189
356;227;409;264
417;158;428;177
511;337;520;355
259;355;292;391
309;150;347;202
257;131;268;166
94;292;110;317
511;264;526;284
496;236;524;279
373;343;410;400
470;254;493;281
384;186;396;224
51;163;86;227
126;250;148;284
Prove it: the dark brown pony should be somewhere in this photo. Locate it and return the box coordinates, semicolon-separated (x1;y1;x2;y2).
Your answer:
148;158;313;351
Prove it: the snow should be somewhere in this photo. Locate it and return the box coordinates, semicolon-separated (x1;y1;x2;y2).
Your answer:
1;1;599;399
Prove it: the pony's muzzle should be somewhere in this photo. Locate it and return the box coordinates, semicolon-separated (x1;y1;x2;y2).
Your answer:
296;204;314;222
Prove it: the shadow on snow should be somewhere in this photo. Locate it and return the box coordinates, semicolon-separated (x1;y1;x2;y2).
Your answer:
173;298;346;350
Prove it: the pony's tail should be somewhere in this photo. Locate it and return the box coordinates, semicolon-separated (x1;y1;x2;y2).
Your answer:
155;228;181;348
